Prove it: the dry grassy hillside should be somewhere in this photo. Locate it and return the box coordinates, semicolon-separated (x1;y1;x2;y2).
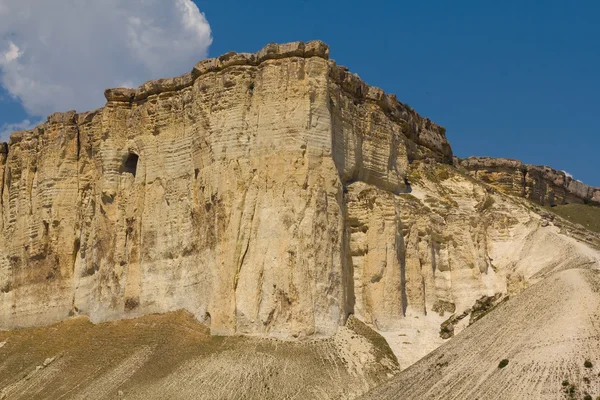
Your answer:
549;204;600;233
0;312;398;400
361;268;600;400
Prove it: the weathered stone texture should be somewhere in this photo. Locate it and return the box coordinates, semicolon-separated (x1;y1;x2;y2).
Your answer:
0;41;597;354
329;61;451;194
1;42;348;338
459;156;600;206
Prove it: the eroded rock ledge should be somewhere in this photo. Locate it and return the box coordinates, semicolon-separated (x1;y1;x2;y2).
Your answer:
458;156;600;206
104;41;330;104
4;41;451;166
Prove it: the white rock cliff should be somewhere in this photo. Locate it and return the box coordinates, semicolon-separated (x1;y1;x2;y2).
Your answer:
0;42;598;369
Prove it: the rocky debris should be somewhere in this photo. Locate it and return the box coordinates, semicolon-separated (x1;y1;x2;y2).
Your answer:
42;356;56;367
432;300;456;317
439;309;470;339
439;319;455;339
468;294;505;324
439;294;506;339
34;356;57;371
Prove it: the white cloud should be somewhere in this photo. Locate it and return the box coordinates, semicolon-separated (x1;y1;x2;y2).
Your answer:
0;42;20;65
0;0;212;117
0;118;42;141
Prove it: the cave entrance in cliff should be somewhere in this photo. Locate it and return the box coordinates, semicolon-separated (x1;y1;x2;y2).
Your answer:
123;153;139;177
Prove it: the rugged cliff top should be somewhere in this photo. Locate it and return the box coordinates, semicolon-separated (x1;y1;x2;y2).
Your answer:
2;41;596;193
459;156;600;205
2;40;450;161
103;41;330;103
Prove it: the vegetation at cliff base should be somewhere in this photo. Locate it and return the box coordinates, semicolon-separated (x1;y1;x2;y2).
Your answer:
548;204;600;233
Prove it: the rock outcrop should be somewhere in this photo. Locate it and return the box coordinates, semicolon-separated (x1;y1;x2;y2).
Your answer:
458;156;600;206
0;40;598;375
0;41;451;339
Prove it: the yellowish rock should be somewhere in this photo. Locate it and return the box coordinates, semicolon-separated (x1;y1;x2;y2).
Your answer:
0;42;598;373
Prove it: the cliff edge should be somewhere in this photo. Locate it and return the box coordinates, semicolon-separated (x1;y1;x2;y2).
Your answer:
458;156;600;206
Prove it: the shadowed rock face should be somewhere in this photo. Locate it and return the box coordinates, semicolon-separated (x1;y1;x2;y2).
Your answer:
458;156;600;207
0;40;598;367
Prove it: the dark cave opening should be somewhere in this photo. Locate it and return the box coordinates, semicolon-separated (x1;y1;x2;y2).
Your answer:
123;153;139;177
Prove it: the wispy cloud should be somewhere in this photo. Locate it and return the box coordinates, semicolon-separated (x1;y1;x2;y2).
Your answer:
0;118;41;142
0;0;212;117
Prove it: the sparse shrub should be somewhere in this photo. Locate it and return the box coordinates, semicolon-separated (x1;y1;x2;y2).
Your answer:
583;394;592;400
585;360;593;368
562;380;576;400
432;300;456;316
437;168;450;181
407;167;422;185
498;359;509;369
248;82;255;93
584;377;590;384
481;196;495;211
438;126;447;135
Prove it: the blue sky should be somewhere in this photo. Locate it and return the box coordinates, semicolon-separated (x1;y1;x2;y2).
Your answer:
1;1;598;185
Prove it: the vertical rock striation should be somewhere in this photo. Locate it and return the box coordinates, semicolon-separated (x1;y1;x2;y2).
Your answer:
0;41;597;358
0;41;348;338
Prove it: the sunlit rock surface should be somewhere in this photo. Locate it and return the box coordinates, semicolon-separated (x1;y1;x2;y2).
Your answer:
0;42;598;378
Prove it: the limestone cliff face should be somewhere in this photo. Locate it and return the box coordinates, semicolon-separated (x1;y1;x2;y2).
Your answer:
0;41;598;357
458;156;600;206
0;41;450;339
